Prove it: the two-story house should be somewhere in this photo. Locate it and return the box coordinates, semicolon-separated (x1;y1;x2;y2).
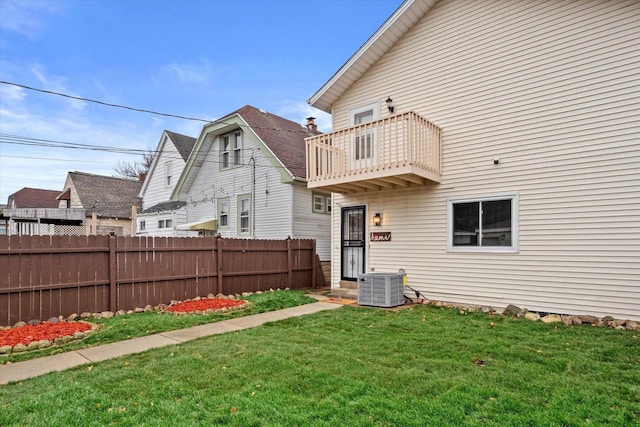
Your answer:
172;105;331;261
306;0;639;319
137;130;197;237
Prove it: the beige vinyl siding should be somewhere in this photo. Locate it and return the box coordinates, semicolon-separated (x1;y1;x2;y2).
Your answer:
329;0;639;318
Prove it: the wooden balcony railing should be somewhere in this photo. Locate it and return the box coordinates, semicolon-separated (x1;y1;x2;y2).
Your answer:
305;111;442;193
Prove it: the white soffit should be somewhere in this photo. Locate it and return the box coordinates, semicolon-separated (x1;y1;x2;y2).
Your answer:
308;0;438;112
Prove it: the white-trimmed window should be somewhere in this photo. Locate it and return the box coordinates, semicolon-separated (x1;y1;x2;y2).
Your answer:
221;131;243;170
448;194;518;252
158;219;173;229
312;192;331;214
238;195;251;236
218;198;229;228
349;102;379;167
233;132;242;166
164;162;173;188
139;220;146;231
221;135;231;169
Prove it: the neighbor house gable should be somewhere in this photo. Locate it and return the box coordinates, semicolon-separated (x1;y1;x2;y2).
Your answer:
64;171;142;219
172;105;317;201
139;130;196;206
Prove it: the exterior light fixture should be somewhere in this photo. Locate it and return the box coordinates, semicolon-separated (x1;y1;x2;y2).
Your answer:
385;97;395;113
373;212;382;226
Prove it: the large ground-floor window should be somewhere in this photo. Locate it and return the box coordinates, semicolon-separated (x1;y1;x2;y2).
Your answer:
447;194;518;252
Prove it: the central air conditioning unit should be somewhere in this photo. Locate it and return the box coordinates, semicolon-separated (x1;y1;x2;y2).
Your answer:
357;272;404;308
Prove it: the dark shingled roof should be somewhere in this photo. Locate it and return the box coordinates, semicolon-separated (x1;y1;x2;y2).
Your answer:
7;187;61;208
165;130;196;161
230;105;320;179
141;200;186;214
67;172;142;219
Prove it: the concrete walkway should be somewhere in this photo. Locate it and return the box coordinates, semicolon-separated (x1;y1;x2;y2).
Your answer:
0;297;342;384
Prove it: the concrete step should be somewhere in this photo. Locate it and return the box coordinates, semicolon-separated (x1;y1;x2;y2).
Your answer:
327;288;358;300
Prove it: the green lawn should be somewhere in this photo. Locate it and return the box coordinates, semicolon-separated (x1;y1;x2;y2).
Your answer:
1;303;638;426
1;290;316;364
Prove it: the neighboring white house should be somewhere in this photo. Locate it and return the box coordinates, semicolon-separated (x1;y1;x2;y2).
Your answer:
172;105;331;261
306;0;639;319
137;130;197;237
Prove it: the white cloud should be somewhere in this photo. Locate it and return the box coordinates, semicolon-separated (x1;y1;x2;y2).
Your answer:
165;61;212;85
0;108;27;120
276;101;332;133
0;84;26;101
0;0;66;38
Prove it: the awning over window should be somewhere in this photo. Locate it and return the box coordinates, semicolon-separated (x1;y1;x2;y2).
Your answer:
176;219;218;231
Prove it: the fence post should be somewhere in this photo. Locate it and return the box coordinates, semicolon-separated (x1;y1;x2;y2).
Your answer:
287;238;293;288
109;236;117;312
311;240;317;288
216;236;223;295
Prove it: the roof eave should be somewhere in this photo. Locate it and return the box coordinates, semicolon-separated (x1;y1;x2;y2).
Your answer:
307;0;438;112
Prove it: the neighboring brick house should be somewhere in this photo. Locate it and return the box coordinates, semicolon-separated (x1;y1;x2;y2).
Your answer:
58;171;142;236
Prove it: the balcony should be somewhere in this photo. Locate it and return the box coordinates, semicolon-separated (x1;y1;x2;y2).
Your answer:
305;112;441;194
0;208;86;222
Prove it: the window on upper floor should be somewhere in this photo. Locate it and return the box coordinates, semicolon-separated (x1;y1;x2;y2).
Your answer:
165;162;173;188
139;220;146;231
349;102;379;165
218;198;229;228
312;192;331;214
447;194;518;252
221;131;243;170
233;132;242;166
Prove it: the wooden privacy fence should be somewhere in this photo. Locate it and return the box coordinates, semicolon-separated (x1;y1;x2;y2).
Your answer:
0;235;321;326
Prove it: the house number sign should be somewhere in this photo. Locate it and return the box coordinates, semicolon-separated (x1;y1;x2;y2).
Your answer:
370;232;391;242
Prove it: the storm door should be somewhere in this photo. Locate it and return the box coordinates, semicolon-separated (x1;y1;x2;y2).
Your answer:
341;206;366;281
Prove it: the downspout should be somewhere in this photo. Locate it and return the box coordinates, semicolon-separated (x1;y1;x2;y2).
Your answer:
249;150;256;237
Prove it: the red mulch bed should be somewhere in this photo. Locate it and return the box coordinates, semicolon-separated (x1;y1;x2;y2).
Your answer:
167;298;247;314
0;322;93;348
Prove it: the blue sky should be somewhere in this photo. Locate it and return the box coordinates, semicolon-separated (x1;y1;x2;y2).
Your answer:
0;0;401;203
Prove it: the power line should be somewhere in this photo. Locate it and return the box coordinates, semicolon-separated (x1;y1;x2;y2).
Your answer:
0;81;213;123
0;80;321;134
0;154;113;163
0;133;294;171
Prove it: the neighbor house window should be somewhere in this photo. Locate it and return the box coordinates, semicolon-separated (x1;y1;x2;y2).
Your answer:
233;132;242;166
221;135;230;169
312;192;331;214
139;220;146;231
165;162;173;188
218;198;229;228
448;194;518;252
238;195;251;235
158;219;173;229
221;131;243;170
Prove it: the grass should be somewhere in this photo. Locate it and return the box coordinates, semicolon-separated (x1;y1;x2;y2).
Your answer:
1;302;638;426
1;290;316;364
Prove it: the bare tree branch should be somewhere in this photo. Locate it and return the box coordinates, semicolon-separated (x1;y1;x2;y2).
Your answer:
113;148;155;180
